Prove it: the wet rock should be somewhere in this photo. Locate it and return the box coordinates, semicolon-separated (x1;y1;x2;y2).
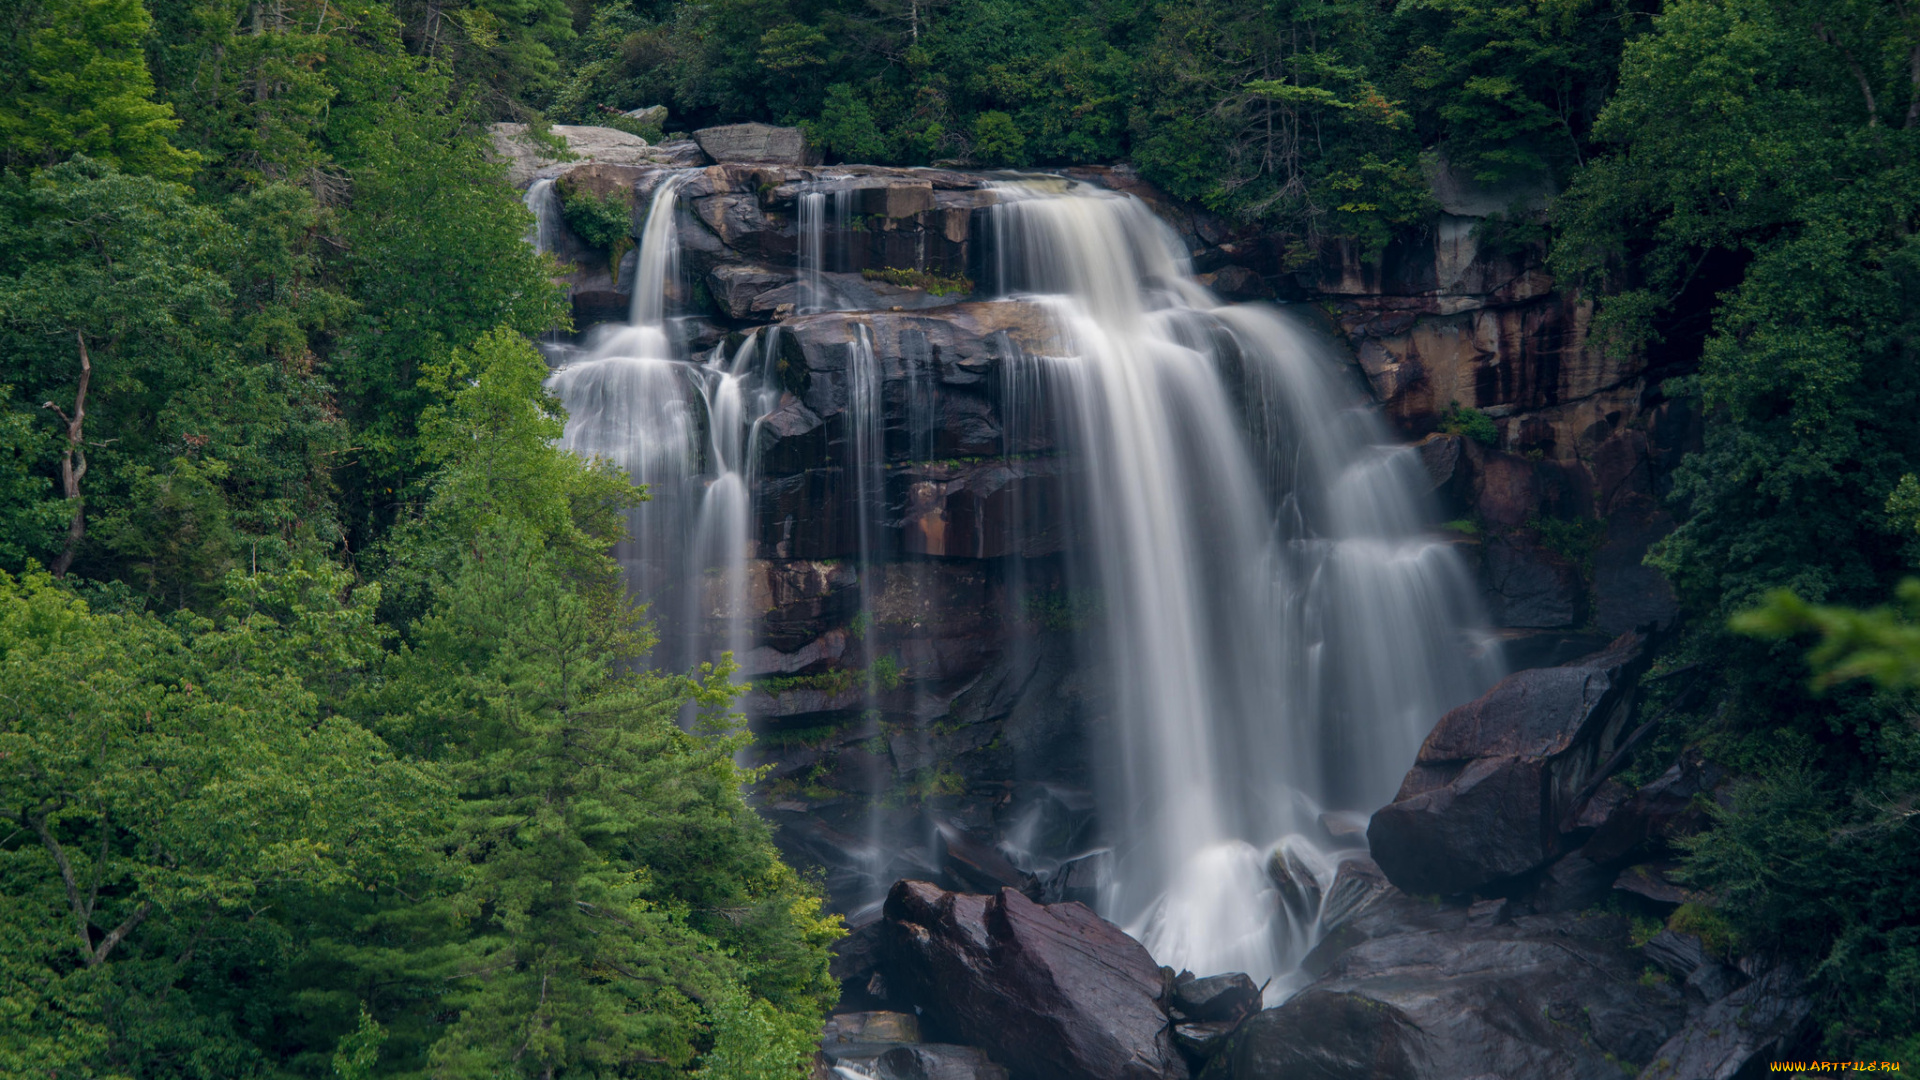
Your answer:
842;1044;1011;1080
854;178;936;218
1368;631;1650;896
1036;848;1110;908
1466;896;1511;926
1265;845;1324;924
708;262;797;320
896;460;1072;560
1643;929;1712;980
1316;856;1393;932
1202;912;1685;1080
885;880;1188;1080
1583;756;1731;865
1528;848;1614;913
933;823;1030;894
1495;628;1619;671
1568;776;1633;831
1171;972;1261;1024
1593;502;1680;634
1613;862;1688;906
1199;265;1272;300
1640;964;1811;1080
694;122;817;165
653;137;710;167
1172;1021;1239;1060
1642;931;1749;1008
1483;533;1583;629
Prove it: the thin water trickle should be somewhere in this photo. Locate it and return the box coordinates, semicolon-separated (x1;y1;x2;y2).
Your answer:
799;186;856;314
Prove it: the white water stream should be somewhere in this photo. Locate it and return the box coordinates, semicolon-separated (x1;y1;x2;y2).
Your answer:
536;171;1501;996
985;185;1500;991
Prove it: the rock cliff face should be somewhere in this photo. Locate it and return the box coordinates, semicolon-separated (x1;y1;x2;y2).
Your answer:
516;127;1690;922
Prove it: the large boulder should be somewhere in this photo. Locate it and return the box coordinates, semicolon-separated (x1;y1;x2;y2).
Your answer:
1367;631;1650;896
1201;912;1686;1080
884;879;1188;1080
694;122;818;165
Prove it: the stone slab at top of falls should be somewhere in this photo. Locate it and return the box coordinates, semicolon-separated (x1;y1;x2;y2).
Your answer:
488;122;708;187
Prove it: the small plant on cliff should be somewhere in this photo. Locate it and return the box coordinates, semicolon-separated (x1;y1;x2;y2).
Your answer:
1438;402;1499;446
557;182;636;282
861;266;974;296
1528;514;1606;581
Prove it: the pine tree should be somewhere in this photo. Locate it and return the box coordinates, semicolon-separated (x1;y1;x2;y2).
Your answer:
0;0;198;177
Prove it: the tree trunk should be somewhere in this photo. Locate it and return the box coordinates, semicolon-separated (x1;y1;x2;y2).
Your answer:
45;330;91;578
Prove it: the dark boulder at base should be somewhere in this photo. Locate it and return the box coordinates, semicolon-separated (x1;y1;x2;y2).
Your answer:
884;879;1188;1080
1368;631;1650;895
1199;912;1686;1080
1170;972;1262;1023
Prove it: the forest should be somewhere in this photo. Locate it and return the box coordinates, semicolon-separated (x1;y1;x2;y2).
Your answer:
0;0;1917;1075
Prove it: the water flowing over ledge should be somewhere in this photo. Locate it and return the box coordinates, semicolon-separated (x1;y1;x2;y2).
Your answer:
538;167;1503;995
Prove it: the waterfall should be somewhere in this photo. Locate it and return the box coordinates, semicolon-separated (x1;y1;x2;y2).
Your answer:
799;186;855;314
523;177;563;254
544;171;763;671
985;184;1501;993
535;168;1500;994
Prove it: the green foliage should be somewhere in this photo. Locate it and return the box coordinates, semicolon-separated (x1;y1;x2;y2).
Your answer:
0;563;441;1078
0;159;351;592
1528;514;1605;581
813;83;890;163
1546;0;1920;1058
860;266;974;296
1394;0;1642;185
1666;902;1738;960
1023;588;1103;632
0;7;842;1077
1735;579;1920;691
0;0;198;177
1437;402;1498;446
970;109;1026;166
558;180;637;280
1130;0;1422;239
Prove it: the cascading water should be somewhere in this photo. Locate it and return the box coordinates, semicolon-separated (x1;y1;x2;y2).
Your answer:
546;172;765;671
523;177;564;255
986;184;1501;993
534;168;1500;996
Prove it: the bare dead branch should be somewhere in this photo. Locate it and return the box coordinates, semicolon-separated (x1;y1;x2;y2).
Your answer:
45;331;91;578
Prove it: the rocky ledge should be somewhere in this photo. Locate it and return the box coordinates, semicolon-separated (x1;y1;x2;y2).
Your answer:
808;636;1814;1079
